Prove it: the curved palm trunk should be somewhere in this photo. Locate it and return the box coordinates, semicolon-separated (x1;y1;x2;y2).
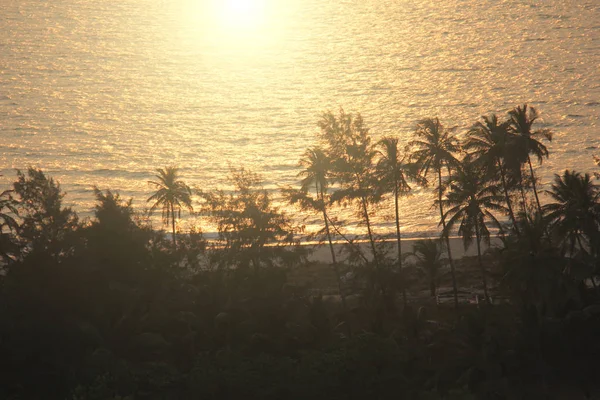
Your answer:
361;196;378;266
438;168;459;308
361;196;386;301
527;156;543;215
319;184;348;313
325;213;370;265
394;183;407;307
474;218;490;303
518;171;529;215
171;202;177;250
499;161;520;238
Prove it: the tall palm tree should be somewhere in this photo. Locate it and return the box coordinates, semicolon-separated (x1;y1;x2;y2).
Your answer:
147;166;193;250
443;159;506;303
375;136;420;306
292;147;351;307
508;104;553;215
543;170;600;258
466;114;520;237
298;148;337;263
407;118;461;308
405;239;446;297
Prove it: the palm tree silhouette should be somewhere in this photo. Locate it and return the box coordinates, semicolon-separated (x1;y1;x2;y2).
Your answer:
508;104;553;215
147;167;193;250
466;114;520;237
443;159;506;303
298;148;337;263
292;147;351;309
375;136;420;306
405;239;446;297
408;118;461;308
543;170;600;257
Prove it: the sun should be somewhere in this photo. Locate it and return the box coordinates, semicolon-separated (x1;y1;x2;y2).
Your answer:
180;0;278;50
225;0;264;14
217;0;267;31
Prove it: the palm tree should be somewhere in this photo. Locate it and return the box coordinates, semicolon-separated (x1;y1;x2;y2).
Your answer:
465;114;520;237
287;147;351;308
298;148;337;263
543;170;600;258
407;118;461;308
508;104;553;215
147;166;193;250
443;159;506;303
405;239;446;297
375;137;420;306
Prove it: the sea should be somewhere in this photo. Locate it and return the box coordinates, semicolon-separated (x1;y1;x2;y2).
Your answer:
1;0;599;238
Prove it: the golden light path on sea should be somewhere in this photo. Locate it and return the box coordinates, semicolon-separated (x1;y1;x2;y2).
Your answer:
179;0;294;50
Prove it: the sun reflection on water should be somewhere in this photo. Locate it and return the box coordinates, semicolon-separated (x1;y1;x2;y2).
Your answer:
218;0;267;29
180;0;285;50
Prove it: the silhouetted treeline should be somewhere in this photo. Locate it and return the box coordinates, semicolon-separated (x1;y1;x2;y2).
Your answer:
1;105;600;399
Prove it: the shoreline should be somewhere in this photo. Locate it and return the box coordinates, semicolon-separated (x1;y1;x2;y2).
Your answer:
306;236;503;264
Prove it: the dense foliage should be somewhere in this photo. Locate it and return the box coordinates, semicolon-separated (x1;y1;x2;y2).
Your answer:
2;105;600;399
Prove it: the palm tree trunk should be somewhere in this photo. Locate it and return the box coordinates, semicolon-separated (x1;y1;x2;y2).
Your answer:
319;184;348;314
323;206;338;266
171;202;177;250
362;196;386;299
474;218;490;303
499;161;520;237
325;212;369;264
527;156;543;215
519;175;528;213
361;196;378;266
394;183;407;308
438;168;459;308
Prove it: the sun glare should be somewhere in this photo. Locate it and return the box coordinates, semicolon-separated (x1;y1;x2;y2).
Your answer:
216;0;267;31
180;0;286;50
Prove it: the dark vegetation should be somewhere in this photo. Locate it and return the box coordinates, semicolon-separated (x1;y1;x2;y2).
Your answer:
2;105;600;399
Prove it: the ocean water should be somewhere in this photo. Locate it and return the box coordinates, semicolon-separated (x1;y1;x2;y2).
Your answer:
1;0;599;237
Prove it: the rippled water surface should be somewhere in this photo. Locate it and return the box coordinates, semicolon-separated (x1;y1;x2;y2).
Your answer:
1;0;599;236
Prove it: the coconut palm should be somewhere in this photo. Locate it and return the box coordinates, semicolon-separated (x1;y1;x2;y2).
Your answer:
375;136;421;306
147;166;193;249
543;170;600;258
405;239;446;297
443;159;506;303
466;114;520;237
285;146;350;308
297;148;337;263
508;104;553;214
407;117;461;308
